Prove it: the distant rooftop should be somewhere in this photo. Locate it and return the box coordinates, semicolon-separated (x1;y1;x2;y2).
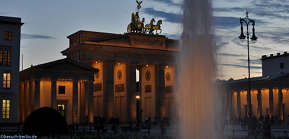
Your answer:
0;16;23;25
225;73;289;84
261;51;289;60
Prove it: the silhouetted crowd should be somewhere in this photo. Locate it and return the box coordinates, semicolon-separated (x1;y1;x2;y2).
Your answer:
69;116;170;136
228;114;273;138
247;115;271;138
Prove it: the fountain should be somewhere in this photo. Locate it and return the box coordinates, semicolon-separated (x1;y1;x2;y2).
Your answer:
175;0;223;139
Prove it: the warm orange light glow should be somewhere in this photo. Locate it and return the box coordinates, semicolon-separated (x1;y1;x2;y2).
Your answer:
3;73;11;88
136;95;140;100
145;64;149;67
165;65;169;69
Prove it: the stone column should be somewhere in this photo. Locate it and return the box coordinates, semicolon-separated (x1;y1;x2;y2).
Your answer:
79;81;86;124
257;89;262;118
269;88;273;116
34;79;40;110
51;78;57;109
23;80;28;117
247;89;252;116
138;65;143;121
237;90;241;119
224;91;229;121
102;61;114;118
72;79;78;124
25;81;31;116
227;90;233;121
87;77;94;123
28;80;33;115
228;90;234;120
155;64;165;119
278;88;283;120
126;63;137;122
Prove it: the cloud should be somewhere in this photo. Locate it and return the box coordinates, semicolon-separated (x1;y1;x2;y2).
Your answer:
257;32;289;45
238;58;261;64
250;45;275;51
217;53;245;57
148;0;181;7
164;33;181;39
144;8;265;31
143;8;250;29
252;0;289;19
213;1;289;20
213;7;244;13
143;8;181;23
220;63;261;69
213;16;241;28
21;33;55;39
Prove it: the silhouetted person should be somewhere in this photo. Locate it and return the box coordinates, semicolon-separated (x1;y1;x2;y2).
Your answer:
160;118;166;136
110;117;118;135
263;116;271;139
248;115;257;137
145;117;151;135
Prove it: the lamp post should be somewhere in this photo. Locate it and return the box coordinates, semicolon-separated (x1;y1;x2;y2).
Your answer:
239;11;258;117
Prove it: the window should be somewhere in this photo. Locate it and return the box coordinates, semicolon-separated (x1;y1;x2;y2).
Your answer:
57;104;65;116
0;50;11;65
2;99;10;119
5;32;12;40
2;73;11;89
58;86;65;95
280;63;284;69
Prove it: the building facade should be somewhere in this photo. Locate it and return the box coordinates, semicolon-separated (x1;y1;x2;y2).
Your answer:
225;52;289;124
62;31;177;123
19;59;96;124
19;31;177;124
262;52;289;76
0;16;22;124
19;1;177;124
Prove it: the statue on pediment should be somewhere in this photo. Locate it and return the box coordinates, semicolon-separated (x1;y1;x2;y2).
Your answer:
144;18;155;34
127;0;163;35
127;12;145;33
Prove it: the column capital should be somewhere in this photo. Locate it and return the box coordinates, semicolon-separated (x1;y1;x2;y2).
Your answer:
126;62;137;66
51;79;57;109
157;64;167;67
72;77;80;81
50;75;57;81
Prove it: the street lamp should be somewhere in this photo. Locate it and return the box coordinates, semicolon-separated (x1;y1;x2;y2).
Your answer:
239;10;257;117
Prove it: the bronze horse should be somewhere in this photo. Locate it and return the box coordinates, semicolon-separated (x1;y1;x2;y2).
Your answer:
144;19;162;34
144;18;155;34
152;20;162;34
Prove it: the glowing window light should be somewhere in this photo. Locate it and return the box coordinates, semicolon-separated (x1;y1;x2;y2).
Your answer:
2;99;10;119
3;73;11;88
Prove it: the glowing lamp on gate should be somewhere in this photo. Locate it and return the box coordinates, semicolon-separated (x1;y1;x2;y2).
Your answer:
136;95;140;100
